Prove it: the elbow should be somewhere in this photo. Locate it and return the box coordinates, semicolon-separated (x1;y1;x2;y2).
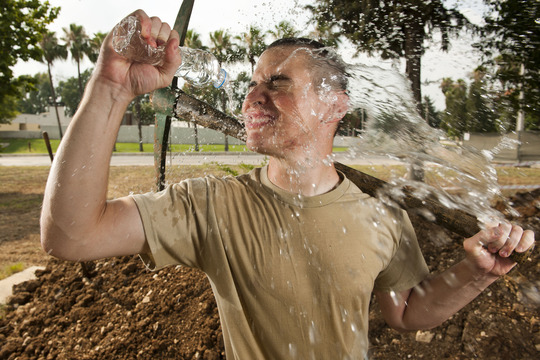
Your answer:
389;322;441;333
385;319;417;333
386;313;445;333
40;221;70;261
40;215;87;261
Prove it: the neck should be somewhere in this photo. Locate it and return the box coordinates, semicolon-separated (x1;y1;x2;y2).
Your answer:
267;152;340;196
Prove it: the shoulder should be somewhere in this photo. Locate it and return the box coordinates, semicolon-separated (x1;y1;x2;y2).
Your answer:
195;167;264;195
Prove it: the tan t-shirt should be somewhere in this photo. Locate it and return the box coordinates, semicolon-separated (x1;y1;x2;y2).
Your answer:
132;166;429;359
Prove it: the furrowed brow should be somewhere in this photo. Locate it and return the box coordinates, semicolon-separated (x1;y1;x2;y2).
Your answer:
269;74;291;83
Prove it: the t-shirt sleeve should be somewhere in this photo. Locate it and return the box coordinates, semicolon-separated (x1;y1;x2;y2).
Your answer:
130;178;209;270
373;210;430;292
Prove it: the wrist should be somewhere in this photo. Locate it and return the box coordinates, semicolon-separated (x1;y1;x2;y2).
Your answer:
85;74;134;107
461;257;500;284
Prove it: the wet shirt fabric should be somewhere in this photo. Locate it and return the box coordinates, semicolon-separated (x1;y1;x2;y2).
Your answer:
132;166;429;359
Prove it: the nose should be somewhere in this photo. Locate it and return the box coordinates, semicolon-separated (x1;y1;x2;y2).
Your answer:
242;83;268;111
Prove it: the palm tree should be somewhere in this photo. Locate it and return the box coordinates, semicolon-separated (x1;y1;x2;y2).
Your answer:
39;31;68;139
63;24;91;97
184;29;205;50
88;31;108;63
235;26;266;74
182;30;206;152
209;30;242;151
268;20;300;41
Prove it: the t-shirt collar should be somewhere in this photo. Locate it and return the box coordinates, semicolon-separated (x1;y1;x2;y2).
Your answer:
257;165;350;208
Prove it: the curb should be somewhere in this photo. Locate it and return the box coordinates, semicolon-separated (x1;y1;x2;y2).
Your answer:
0;266;45;305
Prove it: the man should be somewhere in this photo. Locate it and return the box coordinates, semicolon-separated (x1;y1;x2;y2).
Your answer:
41;10;534;359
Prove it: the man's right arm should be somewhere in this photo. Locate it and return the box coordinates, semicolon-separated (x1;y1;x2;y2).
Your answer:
40;10;182;261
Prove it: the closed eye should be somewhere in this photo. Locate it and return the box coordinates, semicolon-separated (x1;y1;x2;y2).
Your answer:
248;75;292;90
268;75;291;87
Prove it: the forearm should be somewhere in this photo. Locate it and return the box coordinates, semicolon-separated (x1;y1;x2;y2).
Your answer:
40;77;133;258
400;258;499;330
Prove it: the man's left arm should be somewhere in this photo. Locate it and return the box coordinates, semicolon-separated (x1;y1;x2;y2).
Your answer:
375;222;535;331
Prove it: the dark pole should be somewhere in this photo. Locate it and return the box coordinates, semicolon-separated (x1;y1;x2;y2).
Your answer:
42;131;54;162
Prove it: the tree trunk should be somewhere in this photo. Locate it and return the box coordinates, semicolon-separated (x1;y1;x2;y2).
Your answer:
77;59;83;98
403;22;423;113
220;91;229;151
194;123;199;152
404;21;425;181
47;63;63;139
135;98;143;152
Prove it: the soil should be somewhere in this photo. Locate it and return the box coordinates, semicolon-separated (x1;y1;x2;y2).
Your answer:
1;166;539;359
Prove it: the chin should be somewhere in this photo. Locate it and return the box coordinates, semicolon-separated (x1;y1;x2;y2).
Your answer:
246;139;278;157
246;141;267;155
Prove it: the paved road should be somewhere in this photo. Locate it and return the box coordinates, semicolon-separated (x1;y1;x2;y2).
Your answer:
0;153;405;167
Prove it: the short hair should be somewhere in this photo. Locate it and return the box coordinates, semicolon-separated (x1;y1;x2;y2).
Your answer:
266;37;349;92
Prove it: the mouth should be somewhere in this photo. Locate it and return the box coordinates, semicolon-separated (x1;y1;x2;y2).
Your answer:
244;112;276;130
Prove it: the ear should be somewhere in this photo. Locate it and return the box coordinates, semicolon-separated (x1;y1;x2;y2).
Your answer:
334;90;349;120
324;90;349;124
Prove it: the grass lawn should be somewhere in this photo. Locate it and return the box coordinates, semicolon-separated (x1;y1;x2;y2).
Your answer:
0;138;348;154
0;138;248;154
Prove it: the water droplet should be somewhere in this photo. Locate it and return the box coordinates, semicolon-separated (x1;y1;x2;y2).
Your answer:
389;290;400;306
309;321;318;343
288;343;297;358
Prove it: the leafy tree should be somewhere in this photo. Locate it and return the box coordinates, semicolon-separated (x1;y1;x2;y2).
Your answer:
440;78;468;138
57;69;93;116
420;96;442;129
268;20;300;41
476;0;539;128
63;23;91;97
466;68;498;133
307;19;342;48
39;31;68;138
17;72;52;114
137;96;156;125
129;94;155;151
307;0;470;110
0;0;59;123
339;109;366;136
488;57;538;132
440;70;500;138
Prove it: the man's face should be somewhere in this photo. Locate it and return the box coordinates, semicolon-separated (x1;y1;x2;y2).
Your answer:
241;46;339;158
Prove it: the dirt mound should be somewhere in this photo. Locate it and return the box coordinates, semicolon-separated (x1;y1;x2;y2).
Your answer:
1;258;223;360
1;191;539;359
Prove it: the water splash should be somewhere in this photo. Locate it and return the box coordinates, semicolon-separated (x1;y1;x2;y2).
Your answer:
343;61;504;225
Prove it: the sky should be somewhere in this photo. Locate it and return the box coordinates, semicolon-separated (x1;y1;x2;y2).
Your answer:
13;0;488;109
